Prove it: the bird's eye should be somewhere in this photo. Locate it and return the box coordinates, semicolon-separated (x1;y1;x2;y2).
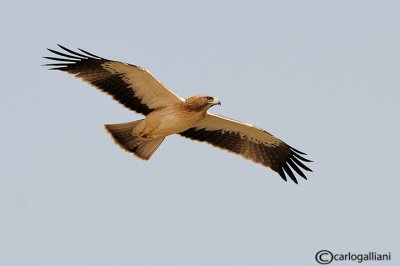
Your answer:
206;96;213;102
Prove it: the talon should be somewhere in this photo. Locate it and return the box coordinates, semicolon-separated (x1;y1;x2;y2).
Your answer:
139;132;155;139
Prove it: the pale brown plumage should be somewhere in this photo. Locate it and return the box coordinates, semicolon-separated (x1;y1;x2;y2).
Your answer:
44;45;312;183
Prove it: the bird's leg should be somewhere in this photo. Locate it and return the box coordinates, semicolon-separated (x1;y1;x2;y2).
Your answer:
139;132;151;139
132;118;157;139
138;129;155;140
131;122;152;139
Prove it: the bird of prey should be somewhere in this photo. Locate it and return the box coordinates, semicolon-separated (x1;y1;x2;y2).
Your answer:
44;45;312;183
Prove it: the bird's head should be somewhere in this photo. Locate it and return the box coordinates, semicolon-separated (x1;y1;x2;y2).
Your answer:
185;95;221;111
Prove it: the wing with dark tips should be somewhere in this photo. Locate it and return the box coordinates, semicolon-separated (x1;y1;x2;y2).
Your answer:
179;113;313;183
44;45;183;115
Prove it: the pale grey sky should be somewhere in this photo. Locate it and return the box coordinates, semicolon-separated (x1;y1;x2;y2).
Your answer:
0;0;399;265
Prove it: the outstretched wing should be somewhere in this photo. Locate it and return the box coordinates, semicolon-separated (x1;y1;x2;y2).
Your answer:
179;113;312;183
44;45;183;115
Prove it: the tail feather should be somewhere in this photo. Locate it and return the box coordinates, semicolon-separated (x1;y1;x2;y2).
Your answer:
104;120;165;160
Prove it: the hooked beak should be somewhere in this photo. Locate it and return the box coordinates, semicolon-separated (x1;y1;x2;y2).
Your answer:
212;98;221;106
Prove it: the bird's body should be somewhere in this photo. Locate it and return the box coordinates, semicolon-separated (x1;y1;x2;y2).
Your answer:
44;45;313;183
134;97;216;139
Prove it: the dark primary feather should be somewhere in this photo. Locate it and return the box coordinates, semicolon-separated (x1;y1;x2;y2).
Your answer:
44;45;153;115
179;128;312;183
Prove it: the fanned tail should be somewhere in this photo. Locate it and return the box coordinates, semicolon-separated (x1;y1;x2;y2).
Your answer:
104;120;165;160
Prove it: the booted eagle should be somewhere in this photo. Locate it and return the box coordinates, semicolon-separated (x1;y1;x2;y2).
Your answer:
44;45;312;183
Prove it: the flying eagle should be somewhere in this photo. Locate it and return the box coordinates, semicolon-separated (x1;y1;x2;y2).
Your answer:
44;45;312;183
